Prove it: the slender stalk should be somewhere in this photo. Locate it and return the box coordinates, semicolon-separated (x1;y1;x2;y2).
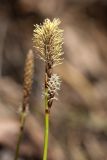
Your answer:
43;111;49;160
14;112;26;160
43;88;49;160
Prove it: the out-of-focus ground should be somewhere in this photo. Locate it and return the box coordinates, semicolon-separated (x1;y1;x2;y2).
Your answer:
1;0;107;160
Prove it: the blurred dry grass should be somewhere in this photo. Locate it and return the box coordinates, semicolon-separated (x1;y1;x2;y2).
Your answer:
0;0;107;160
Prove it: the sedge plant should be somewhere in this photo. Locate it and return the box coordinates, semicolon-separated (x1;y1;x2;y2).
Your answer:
14;50;34;160
33;18;64;160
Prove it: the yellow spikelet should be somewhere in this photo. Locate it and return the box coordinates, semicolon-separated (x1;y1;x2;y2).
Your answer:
33;18;64;67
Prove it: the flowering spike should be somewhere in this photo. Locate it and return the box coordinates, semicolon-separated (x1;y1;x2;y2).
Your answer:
23;50;34;112
48;74;61;94
47;74;61;108
33;18;64;67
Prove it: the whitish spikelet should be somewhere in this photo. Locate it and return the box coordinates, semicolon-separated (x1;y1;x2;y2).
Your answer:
47;74;61;99
33;18;64;66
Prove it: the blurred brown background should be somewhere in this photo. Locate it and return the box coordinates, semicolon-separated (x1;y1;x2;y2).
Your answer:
0;0;107;160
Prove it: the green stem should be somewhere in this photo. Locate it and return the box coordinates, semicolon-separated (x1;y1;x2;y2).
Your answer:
43;112;49;160
14;112;26;160
43;88;49;160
